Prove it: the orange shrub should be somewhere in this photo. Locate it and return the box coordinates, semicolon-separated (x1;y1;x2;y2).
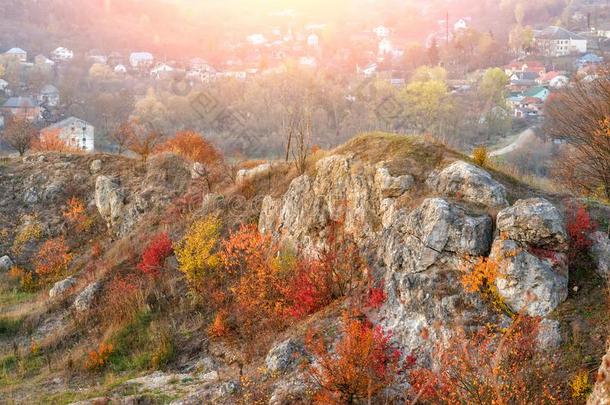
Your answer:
85;343;114;371
409;315;559;404
461;256;498;294
220;224;287;330
34;237;72;277
208;310;230;338
62;197;94;232
306;312;404;404
156;130;222;165
31;129;80;152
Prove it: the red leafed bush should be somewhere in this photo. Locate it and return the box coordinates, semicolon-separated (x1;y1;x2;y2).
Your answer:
138;233;173;276
101;274;142;325
34;237;72;277
566;203;596;260
285;259;334;318
306;312;404;404
366;282;387;309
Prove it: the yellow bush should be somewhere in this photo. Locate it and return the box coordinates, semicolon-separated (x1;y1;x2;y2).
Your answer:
472;146;488;167
570;370;591;400
85;343;113;371
174;216;221;285
12;218;43;254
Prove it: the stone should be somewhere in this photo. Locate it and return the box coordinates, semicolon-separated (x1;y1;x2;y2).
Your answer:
496;198;568;249
537;318;562;350
491;239;568;317
236;163;271;184
23;187;38;204
0;255;13;272
382;198;493;274
265;339;306;374
73;282;100;312
426;160;508;208
42;181;64;201
588;345;610;405
590;231;610;280
49;277;77;298
90;159;102;174
258;196;282;236
95;176;125;231
375;166;414;198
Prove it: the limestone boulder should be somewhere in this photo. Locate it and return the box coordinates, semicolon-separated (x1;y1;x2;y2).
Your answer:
490;239;568;316
496;198;568;250
49;277;77;298
381;198;493;274
426;161;508;208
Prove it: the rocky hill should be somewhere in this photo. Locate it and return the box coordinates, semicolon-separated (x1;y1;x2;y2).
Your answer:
0;133;609;404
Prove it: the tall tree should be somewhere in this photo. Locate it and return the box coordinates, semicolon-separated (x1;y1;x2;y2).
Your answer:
0;117;38;156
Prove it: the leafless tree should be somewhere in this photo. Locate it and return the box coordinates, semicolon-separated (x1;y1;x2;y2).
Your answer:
544;67;610;200
0;117;38;156
109;121;136;155
128;123;164;162
284;106;313;174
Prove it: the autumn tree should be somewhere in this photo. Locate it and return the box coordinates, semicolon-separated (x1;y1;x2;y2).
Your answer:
109;121;136;155
174;216;221;287
0;117;38;156
156;130;222;165
128;123;164;162
544;70;610;200
31;129;78;153
306;312;404;404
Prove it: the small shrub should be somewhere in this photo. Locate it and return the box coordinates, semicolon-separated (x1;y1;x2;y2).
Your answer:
566;203;596;261
137;232;173;277
409;315;558;404
366;282;387;310
461;256;498;294
569;370;591;400
34;237;72;277
174;216;221;286
208;311;230;338
285;258;334;318
101;275;142;326
306;312;403;404
62;197;94;232
472;146;488;167
86;343;114;371
156;130;222;165
12;218;43;255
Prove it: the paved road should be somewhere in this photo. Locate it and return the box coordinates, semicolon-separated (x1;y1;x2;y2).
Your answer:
489;128;536;157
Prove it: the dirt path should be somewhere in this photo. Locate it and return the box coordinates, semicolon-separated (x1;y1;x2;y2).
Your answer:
489;128;536;157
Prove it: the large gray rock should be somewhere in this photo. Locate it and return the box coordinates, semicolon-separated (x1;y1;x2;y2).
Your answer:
73;282;100;312
49;277;77;298
382;198;493;274
491;239;568;316
95;176;125;231
590;231;610;280
265;339;306;374
426;161;508;208
496;198;568;249
0;255;13;272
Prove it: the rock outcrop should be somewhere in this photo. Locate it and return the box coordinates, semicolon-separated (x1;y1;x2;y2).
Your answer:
426;161;508;208
265;339;306;374
73;282;100;312
95;175;125;233
49;277;77;298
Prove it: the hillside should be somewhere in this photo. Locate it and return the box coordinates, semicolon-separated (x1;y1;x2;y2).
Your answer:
0;133;609;404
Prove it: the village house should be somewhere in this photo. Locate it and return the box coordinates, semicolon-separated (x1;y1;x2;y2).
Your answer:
4;47;27;62
52;47;74;61
534;26;587;57
1;96;40;121
87;50;108;64
129;52;154;69
114;64;127;74
38;84;60;107
0;79;8;92
44;117;95;152
576;53;604;69
373;25;390;38
150;63;175;79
